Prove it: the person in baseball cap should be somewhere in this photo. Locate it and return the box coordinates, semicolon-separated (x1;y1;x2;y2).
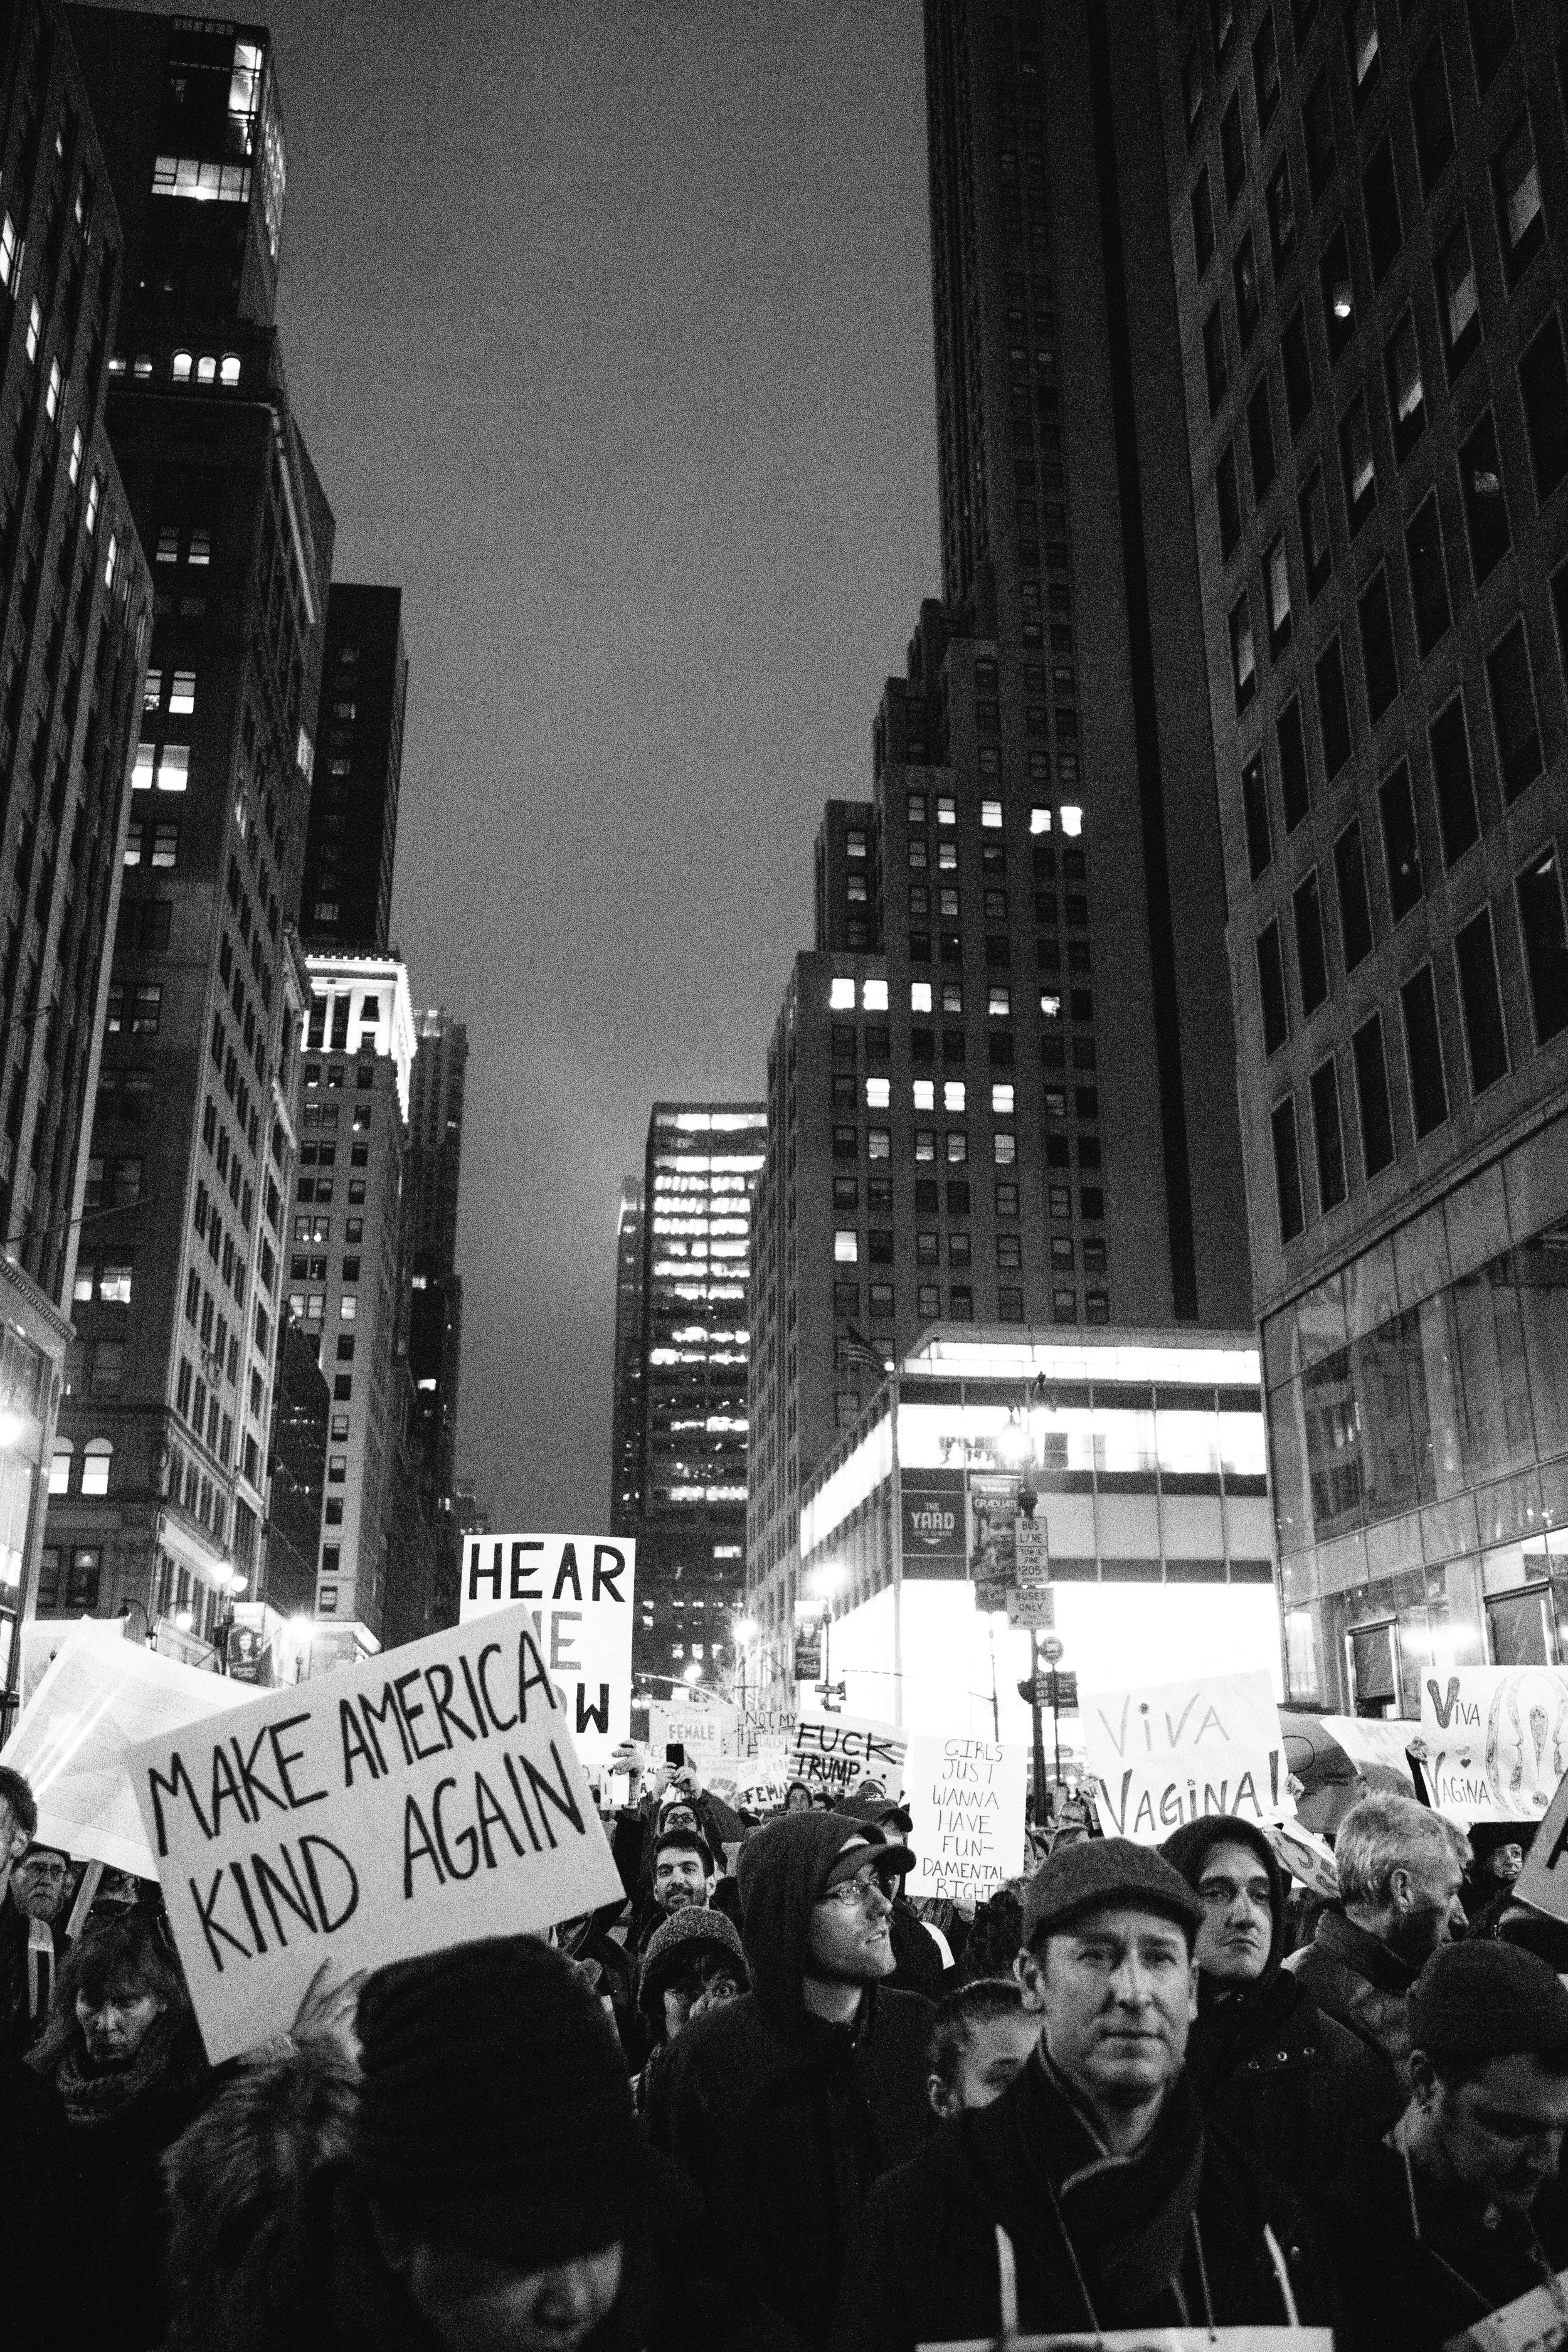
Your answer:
830;1836;1328;2352
1326;1940;1568;2352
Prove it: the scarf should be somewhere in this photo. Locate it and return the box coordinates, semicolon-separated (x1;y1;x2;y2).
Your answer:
1012;2049;1208;2325
53;2025;182;2129
26;1918;54;2021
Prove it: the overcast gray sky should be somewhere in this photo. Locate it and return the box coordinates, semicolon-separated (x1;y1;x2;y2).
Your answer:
258;1;937;1527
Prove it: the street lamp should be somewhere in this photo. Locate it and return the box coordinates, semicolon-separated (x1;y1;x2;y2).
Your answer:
682;1660;701;1686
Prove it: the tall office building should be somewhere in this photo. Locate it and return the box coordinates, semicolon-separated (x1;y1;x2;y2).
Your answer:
262;1307;326;1617
292;953;415;1649
608;1176;644;1530
747;0;1254;1653
47;11;331;1655
299;582;405;953
1158;0;1568;1710
406;1005;466;1621
629;1106;764;1692
0;0;152;1713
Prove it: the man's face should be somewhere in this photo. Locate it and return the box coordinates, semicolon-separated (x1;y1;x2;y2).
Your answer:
930;2010;1042;2119
1192;1840;1274;1985
1487;1843;1524;1884
1421;2053;1568;2213
0;1801;28;1870
1025;1905;1196;2111
659;1803;699;1838
660;1951;743;2043
1389;1845;1468;1966
11;1848;68;1923
806;1858;897;1984
652;1846;711;1917
405;2238;623;2352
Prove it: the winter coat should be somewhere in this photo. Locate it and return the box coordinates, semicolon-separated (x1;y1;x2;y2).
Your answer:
0;1885;63;2058
1161;1816;1402;2196
0;2051;70;2334
1324;2118;1568;2352
829;2045;1330;2352
650;1809;935;2345
1281;1904;1411;2104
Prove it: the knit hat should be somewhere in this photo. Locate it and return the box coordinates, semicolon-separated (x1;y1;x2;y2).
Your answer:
1022;1836;1203;1951
1408;1939;1568;2063
354;1936;659;2265
637;1905;748;2022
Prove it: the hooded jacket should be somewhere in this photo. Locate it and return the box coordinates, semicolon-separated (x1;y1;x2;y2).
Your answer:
1160;1817;1399;2201
1282;1902;1413;2107
649;1809;933;2346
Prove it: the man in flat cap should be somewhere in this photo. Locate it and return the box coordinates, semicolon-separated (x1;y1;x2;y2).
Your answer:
1327;1939;1568;2352
829;1837;1328;2352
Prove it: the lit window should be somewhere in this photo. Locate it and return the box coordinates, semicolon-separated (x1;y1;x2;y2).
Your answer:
48;1446;72;1496
829;978;856;1009
219;353;241;388
992;1084;1015;1113
341;1296;357;1321
834;1230;859;1264
68;426;82;485
1061;807;1083;836
156;744;189;792
85;473;101;534
99;1264;132;1305
911;981;933;1012
862;978;888;1010
943;983;963;1014
865;1077;890;1109
188;527;211;565
169;670;196;715
981;799;1003;828
196;354;217;385
143;670;162;713
995;1132;1017;1165
867;1128;891;1160
988;987;1011;1016
913;1079;935;1111
24;297;40;361
946;1131;968;1163
132;746;154;791
915;1131;936;1162
104;531;118;589
152;824;179;869
81;1441;113;1497
172;350;193;383
45;358;61;420
133;353;152;380
0;213;15;287
1030;805;1052;834
944;1081;967;1112
1041;992;1062;1018
937;796;956;825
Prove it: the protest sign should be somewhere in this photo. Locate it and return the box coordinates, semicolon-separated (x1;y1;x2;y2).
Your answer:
129;1602;624;2063
1082;1668;1290;1845
18;1613;129;1713
458;1531;634;1774
1418;1665;1568;1823
648;1698;738;1763
788;1709;909;1801
1444;2270;1568;2351
1513;1769;1568;1924
1;1630;254;1875
919;2336;1330;2351
1319;1714;1419;1788
730;1743;791;1811
1266;1820;1340;1900
904;1735;1027;1904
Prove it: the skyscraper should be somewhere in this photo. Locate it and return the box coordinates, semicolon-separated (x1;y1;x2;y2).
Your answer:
1157;0;1568;1708
747;0;1253;1654
406;1005;467;1620
48;9;331;1655
299;583;405;954
609;1176;644;1531
0;0;152;1712
630;1105;764;1694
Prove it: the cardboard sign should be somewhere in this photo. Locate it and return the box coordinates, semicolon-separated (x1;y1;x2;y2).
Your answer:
905;1735;1027;1903
788;1710;909;1802
1319;1714;1419;1788
1419;1666;1568;1823
1513;1770;1568;1924
129;1603;623;2063
458;1532;634;1774
648;1699;738;1761
1444;2269;1568;2351
1;1629;255;1875
1082;1670;1290;1845
1267;1820;1340;1900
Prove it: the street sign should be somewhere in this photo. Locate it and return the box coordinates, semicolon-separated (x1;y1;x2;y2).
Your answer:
1040;1634;1066;1665
973;1575;1010;1614
1005;1582;1056;1629
1015;1517;1048;1575
793;1632;822;1682
1047;1670;1079;1712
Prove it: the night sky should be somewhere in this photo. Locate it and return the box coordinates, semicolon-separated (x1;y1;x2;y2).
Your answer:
140;2;938;1528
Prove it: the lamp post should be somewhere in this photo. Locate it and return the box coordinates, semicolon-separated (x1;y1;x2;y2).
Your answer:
999;1375;1054;1821
806;1560;847;1710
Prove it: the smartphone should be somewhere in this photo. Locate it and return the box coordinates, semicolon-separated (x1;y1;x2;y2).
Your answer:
665;1742;686;1767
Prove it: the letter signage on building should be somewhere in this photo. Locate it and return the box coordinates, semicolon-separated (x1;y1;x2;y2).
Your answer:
458;1532;635;1776
902;1472;966;1574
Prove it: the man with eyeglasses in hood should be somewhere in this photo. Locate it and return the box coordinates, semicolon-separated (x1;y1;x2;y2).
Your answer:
649;1809;935;2345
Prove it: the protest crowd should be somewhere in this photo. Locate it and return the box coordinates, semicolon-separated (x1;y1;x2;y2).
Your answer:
6;1692;1568;2352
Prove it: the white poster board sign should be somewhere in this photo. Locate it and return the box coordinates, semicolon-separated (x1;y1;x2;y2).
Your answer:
1417;1666;1568;1823
1;1627;255;1875
648;1699;738;1763
18;1613;131;1714
905;1735;1027;1904
1445;2269;1568;2351
1514;1771;1568;1925
1082;1669;1290;1845
129;1604;623;2063
921;2335;1330;2351
1319;1715;1419;1788
458;1532;634;1775
788;1710;909;1803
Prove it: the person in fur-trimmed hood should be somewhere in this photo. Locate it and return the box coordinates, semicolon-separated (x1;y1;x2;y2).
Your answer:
647;1808;935;2346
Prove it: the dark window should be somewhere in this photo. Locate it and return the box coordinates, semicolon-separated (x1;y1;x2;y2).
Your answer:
1234;233;1261;349
1358;569;1399;724
1278;695;1311;830
1459;410;1511;586
1429;695;1480;867
1298;465;1332;599
1213;0;1236;66
833;1281;859;1318
1362;136;1401;286
1221;93;1247;208
1253;11;1281;130
1311;1057;1347;1210
1247;375;1276;500
1268;153;1296;275
1281;305;1314;435
1486;620;1543;803
1334;820;1374;968
1303;70;1336;203
1555;558;1568;683
1320;224;1355;363
1401;963;1449;1136
1272;1095;1305;1241
1315;638;1352;779
1338;391;1376;531
1216;442;1242;559
1242;754;1273;879
1380;761;1424;920
1204;305;1229;415
1411;40;1456;194
1491;115;1544;283
1405;493;1452;654
1436;217;1481;379
1518;318;1568;506
1384;309;1426;464
1468;0;1514;95
1258;920;1291;1053
1454;906;1510;1093
1352;1012;1396;1175
1517;847;1568;1044
1191;167;1215;275
1294;869;1330;1014
1231;593;1256;711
